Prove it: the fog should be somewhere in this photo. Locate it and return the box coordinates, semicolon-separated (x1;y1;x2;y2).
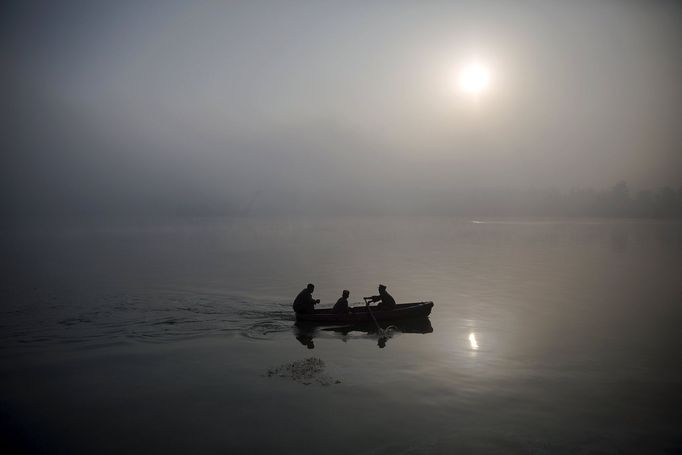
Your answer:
2;1;681;217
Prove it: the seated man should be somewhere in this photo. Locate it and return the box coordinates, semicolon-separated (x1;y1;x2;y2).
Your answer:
292;283;320;314
333;290;351;314
370;284;396;311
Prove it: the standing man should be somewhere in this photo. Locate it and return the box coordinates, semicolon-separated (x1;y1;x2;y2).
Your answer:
293;283;320;314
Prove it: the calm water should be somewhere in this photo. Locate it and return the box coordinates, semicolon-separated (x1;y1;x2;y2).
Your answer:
1;217;681;454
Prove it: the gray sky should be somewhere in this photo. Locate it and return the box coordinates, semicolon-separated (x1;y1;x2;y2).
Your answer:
2;0;681;216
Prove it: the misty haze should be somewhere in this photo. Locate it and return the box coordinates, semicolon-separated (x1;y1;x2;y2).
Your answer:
1;1;681;454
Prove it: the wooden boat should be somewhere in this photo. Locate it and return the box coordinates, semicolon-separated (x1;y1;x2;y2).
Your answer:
294;301;434;323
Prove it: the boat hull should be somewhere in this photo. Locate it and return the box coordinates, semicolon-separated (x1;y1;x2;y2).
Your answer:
294;301;434;323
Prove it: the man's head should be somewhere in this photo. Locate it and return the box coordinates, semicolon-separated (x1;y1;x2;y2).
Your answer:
378;284;386;292
306;283;315;292
342;290;349;298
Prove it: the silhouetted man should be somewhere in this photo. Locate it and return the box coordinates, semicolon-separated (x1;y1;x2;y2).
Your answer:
333;290;351;314
293;283;320;314
370;284;396;311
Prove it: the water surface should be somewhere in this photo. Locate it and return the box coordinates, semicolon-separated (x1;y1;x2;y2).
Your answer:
1;217;681;453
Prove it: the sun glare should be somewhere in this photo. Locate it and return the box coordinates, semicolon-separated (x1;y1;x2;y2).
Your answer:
458;62;491;96
468;332;479;350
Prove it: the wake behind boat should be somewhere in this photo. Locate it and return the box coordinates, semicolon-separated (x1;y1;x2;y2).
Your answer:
295;301;434;323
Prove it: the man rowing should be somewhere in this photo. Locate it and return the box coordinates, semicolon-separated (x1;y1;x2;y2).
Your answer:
368;284;396;311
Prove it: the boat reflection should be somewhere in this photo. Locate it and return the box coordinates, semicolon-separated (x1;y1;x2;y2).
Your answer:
294;317;433;349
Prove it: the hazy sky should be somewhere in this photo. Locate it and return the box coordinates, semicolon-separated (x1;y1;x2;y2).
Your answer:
2;0;681;215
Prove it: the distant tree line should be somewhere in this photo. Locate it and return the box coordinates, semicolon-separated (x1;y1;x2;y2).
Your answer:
438;182;682;218
6;180;681;219
83;182;682;219
218;181;682;218
561;182;682;218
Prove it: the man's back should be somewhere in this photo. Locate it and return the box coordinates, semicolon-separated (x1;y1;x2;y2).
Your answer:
293;287;318;313
293;289;309;311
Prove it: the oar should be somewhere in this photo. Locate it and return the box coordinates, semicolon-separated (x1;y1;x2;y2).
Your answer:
363;296;387;339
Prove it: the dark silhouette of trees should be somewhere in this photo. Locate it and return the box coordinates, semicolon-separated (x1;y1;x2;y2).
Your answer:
478;182;682;218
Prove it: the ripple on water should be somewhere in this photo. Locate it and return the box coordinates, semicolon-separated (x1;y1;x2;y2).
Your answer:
0;287;295;348
241;320;292;340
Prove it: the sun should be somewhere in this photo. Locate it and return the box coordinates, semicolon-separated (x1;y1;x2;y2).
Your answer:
457;62;491;96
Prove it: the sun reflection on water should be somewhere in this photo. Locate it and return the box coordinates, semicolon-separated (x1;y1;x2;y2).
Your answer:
468;332;479;350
